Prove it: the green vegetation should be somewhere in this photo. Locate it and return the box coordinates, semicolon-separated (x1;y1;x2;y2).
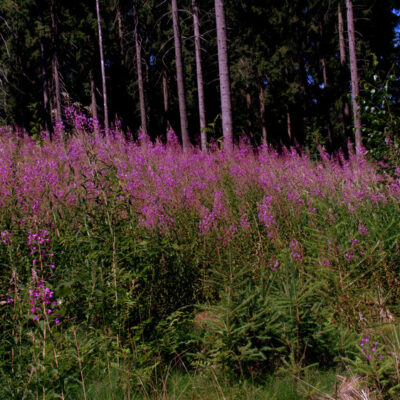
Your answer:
1;123;400;398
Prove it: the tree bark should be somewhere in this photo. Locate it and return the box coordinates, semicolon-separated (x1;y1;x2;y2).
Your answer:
162;69;171;130
321;58;328;88
259;82;267;145
321;57;332;147
215;0;233;152
96;0;109;131
116;2;124;65
192;0;207;152
346;0;362;153
36;0;52;137
90;71;98;121
338;1;350;140
287;110;292;142
134;10;147;134
246;86;252;138
50;0;62;123
171;0;190;151
338;3;346;66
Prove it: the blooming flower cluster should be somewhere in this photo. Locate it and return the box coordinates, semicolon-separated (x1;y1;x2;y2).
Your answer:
27;230;56;270
269;260;280;271
1;230;12;244
289;239;303;263
358;224;369;236
257;196;277;239
360;336;384;361
27;231;60;324
199;191;225;235
29;277;59;324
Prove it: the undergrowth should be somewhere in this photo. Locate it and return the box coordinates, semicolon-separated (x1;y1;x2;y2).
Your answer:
0;118;399;398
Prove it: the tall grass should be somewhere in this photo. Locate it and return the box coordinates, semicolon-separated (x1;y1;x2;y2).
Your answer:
0;117;399;398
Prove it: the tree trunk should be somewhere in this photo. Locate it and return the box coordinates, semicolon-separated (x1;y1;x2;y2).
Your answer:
192;0;207;152
215;0;233;152
339;1;350;122
90;71;98;121
116;2;124;65
36;0;52;137
346;0;362;153
321;58;328;88
134;11;147;134
162;69;171;130
338;2;346;66
259;82;267;145
321;57;332;147
50;0;62;123
287;110;292;142
96;0;109;131
171;0;190;151
246;86;252;138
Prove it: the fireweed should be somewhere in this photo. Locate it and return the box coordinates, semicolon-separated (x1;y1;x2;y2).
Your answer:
0;115;399;397
360;336;384;361
27;229;60;324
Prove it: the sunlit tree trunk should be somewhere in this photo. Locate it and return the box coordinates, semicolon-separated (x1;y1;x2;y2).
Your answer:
192;0;207;151
215;0;233;152
172;0;190;151
96;0;109;130
346;0;362;153
134;8;147;134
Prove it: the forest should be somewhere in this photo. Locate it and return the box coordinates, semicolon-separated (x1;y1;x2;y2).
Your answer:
0;0;399;152
1;1;400;399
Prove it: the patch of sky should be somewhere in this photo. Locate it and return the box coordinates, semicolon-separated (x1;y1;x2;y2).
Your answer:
393;9;400;47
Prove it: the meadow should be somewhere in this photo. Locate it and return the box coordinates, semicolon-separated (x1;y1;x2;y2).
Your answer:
1;114;400;399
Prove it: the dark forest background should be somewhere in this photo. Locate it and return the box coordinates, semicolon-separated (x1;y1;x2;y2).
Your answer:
0;0;399;152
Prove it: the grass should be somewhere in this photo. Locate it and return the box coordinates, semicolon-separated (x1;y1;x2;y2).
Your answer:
74;368;338;400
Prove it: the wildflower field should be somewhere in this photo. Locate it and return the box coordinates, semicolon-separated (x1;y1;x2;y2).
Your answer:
1;119;400;399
